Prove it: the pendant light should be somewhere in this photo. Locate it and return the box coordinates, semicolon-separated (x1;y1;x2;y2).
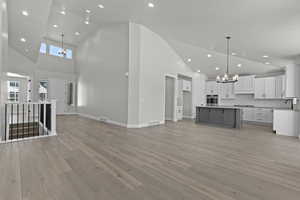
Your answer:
58;33;67;57
216;36;239;83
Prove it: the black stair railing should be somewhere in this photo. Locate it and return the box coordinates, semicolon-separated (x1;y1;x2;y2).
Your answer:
2;102;54;142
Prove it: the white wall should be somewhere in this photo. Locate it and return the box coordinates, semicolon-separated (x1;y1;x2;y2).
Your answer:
76;23;129;125
192;73;206;117
0;0;8;139
128;23;204;127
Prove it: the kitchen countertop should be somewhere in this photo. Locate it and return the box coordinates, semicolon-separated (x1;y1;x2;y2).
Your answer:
198;105;292;110
197;106;242;109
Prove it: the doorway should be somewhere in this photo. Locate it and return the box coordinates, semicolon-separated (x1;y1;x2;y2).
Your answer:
165;76;176;121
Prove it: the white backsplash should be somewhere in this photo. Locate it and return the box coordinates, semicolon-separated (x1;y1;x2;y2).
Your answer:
220;94;291;108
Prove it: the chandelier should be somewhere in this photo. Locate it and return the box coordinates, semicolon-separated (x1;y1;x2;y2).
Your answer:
216;36;239;83
58;33;67;57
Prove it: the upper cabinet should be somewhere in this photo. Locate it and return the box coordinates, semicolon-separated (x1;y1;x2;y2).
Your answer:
182;80;192;92
286;65;300;98
220;83;235;99
179;79;192;92
234;75;255;94
254;77;276;99
206;81;219;95
275;75;286;99
254;76;285;99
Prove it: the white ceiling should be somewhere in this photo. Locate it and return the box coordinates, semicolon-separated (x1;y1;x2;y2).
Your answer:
8;0;52;61
8;0;300;76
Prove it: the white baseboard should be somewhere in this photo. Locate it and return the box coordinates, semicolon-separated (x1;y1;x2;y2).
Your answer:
78;113;166;129
57;112;78;116
127;121;165;128
78;113;127;127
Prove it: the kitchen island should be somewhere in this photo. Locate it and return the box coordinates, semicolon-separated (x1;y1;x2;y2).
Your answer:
196;106;243;128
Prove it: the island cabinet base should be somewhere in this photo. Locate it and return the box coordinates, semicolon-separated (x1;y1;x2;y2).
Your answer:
196;107;242;128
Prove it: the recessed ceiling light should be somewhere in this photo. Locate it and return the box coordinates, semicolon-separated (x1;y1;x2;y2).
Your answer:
60;10;66;15
86;9;91;13
25;49;29;52
84;20;89;25
187;58;192;62
237;64;242;67
148;2;155;8
98;4;104;9
262;55;269;58
53;24;58;28
75;32;80;36
232;52;237;56
207;54;212;58
216;67;220;71
20;38;26;42
22;10;29;16
265;62;270;65
197;70;201;73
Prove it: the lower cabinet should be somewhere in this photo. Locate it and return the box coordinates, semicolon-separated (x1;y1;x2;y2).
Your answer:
196;107;241;128
242;108;273;124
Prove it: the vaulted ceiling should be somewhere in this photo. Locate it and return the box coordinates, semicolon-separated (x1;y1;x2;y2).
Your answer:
8;0;300;76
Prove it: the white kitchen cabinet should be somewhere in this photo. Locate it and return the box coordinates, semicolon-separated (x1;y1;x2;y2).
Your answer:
242;108;255;121
254;77;276;99
265;77;276;99
254;78;266;99
220;83;235;99
235;75;255;94
242;107;273;124
254;108;273;123
273;109;300;137
182;80;192;92
206;81;219;95
275;75;286;99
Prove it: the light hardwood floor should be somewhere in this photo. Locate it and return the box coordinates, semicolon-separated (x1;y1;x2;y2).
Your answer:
1;115;300;200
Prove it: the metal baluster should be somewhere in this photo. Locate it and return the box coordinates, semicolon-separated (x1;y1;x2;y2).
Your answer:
33;104;35;136
22;104;25;138
4;104;7;141
38;104;40;136
17;104;19;139
28;104;30;137
11;104;13;140
42;104;46;135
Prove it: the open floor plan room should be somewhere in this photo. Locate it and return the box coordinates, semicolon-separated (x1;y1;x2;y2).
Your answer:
1;115;300;200
0;0;300;199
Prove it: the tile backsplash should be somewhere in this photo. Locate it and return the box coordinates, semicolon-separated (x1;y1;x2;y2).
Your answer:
220;94;291;108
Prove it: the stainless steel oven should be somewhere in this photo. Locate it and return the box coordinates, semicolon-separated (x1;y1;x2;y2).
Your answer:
206;95;218;106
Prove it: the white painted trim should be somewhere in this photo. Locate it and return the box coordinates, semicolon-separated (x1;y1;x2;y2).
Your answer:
127;120;165;128
78;113;166;129
57;112;78;116
78;113;127;127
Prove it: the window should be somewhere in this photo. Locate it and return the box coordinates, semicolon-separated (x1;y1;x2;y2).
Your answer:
39;80;49;101
49;45;73;59
39;42;73;60
40;43;47;54
49;45;63;57
7;81;20;102
66;49;72;59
